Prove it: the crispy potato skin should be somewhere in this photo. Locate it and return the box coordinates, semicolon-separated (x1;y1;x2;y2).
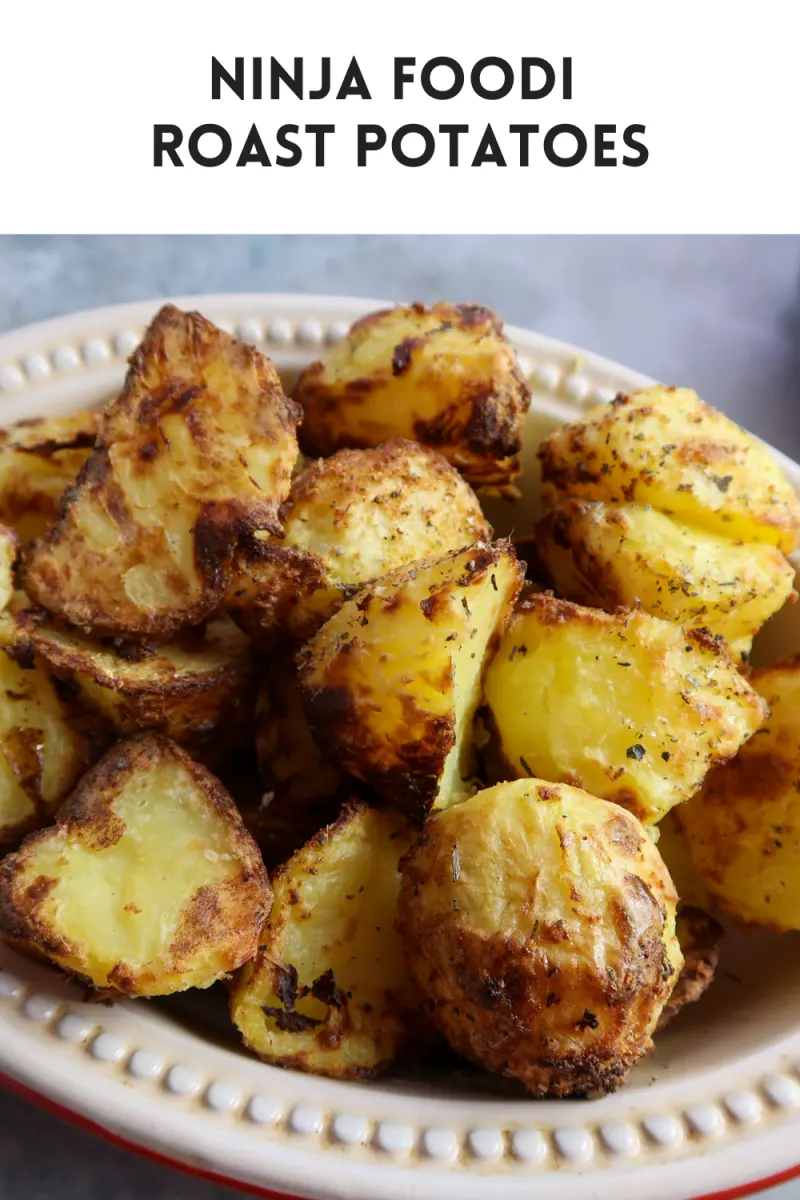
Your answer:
484;593;768;824
0;734;269;994
13;610;256;767
678;657;800;930
231;802;421;1078
227;439;490;648
398;779;682;1097
0;410;101;545
536;498;795;658
0;626;103;846
23;306;301;638
293;303;531;487
538;387;800;552
298;541;523;823
656;906;723;1031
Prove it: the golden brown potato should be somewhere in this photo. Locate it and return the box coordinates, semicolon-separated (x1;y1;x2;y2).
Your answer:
0;410;100;544
227;438;491;648
678;656;800;930
655;810;714;911
231;802;419;1078
538;387;800;552
0;734;269;994
0;626;102;846
483;593;767;824
656;906;723;1031
23;306;301;638
299;541;523;822
293;303;531;487
398;778;682;1097
0;526;17;613
12;610;256;766
536;499;795;660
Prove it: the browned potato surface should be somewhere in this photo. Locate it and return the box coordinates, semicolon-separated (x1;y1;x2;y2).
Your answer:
0;526;16;613
13;610;255;765
294;303;531;487
231;802;419;1077
484;593;767;824
538;387;800;552
0;410;100;544
656;906;723;1031
227;438;490;648
299;541;523;822
23;306;301;638
0;734;269;994
399;778;682;1096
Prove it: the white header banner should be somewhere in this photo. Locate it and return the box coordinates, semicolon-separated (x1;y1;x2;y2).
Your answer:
1;0;797;233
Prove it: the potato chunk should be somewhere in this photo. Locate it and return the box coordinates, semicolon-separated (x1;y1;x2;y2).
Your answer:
227;438;490;647
0;410;100;544
398;778;682;1096
0;627;101;846
538;387;800;552
24;306;301;638
537;499;795;659
678;657;800;930
231;802;418;1078
13;610;255;766
293;303;531;487
299;542;523;822
484;594;767;823
656;906;723;1031
0;526;16;613
0;734;269;993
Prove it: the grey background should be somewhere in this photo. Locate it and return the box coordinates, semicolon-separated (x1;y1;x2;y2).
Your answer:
0;234;799;1199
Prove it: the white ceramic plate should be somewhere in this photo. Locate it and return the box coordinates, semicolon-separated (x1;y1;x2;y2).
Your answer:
1;293;800;1200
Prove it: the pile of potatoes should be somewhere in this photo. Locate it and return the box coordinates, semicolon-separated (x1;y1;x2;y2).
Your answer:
0;301;798;1098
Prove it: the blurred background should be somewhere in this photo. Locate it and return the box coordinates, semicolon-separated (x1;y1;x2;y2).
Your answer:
1;233;800;1200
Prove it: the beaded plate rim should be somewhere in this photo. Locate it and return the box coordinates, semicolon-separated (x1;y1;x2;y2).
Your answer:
0;292;799;1200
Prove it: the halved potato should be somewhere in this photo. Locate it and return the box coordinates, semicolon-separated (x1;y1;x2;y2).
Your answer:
299;541;523;822
656;906;723;1031
13;610;256;766
0;734;269;993
398;778;682;1097
536;499;795;659
24;306;301;638
0;624;101;846
231;802;419;1078
678;656;800;930
538;387;800;552
0;410;100;544
293;303;531;487
227;439;490;648
483;593;767;823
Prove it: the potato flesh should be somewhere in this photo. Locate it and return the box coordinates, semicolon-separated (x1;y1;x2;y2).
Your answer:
0;528;15;612
398;779;681;1096
538;387;800;552
0;411;99;545
24;306;301;637
678;660;800;930
231;806;417;1077
484;595;767;823
0;737;269;993
300;542;522;819
537;500;795;657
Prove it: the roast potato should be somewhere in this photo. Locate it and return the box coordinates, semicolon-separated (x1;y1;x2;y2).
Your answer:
0;733;269;994
656;906;723;1031
293;303;531;487
398;778;682;1096
678;656;800;930
299;541;523;822
0;526;16;613
24;306;301;638
231;801;419;1077
656;810;713;911
483;593;767;824
227;438;491;648
538;387;800;552
536;498;795;660
12;610;256;766
0;409;100;545
0;625;101;846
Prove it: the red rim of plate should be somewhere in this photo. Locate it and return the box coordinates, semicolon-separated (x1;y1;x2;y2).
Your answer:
2;1070;799;1200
